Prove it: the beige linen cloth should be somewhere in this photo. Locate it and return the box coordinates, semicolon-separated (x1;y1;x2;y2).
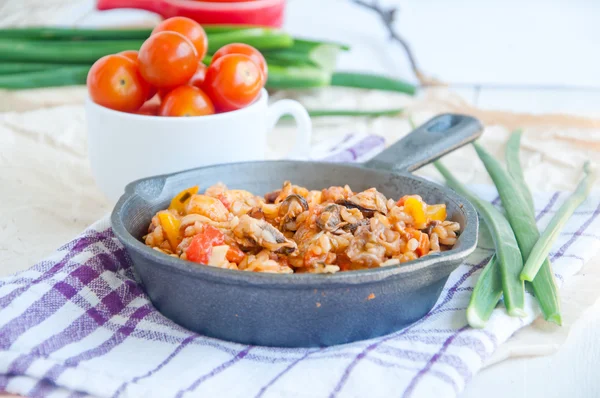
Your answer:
0;86;599;372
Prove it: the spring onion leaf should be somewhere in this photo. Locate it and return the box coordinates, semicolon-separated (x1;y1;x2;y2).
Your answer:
434;161;525;318
466;255;503;328
506;130;535;214
521;161;596;281
474;141;562;324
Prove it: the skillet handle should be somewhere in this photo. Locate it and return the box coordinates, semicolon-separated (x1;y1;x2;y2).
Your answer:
364;113;483;173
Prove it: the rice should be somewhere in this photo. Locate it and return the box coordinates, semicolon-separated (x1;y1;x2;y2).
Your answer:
143;182;461;274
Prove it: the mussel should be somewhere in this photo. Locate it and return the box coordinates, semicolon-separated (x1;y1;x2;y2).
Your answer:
341;218;370;234
279;194;309;231
336;188;388;217
316;204;370;235
316;204;344;233
264;189;281;204
233;215;298;254
346;224;386;267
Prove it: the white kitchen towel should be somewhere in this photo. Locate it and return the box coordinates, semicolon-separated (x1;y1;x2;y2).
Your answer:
1;134;599;398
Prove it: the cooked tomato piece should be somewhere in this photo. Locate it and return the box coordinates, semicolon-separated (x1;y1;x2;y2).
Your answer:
226;244;246;264
186;225;226;264
415;232;430;256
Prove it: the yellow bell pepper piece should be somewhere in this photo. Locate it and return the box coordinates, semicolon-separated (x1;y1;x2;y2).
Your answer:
404;196;427;227
168;186;199;214
426;204;447;222
158;212;181;251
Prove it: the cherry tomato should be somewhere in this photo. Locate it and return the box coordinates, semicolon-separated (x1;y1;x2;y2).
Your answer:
155;62;207;100
202;54;263;112
117;51;158;100
211;43;268;79
186;225;225;264
189;62;207;88
118;50;139;63
117;50;156;99
146;86;158;100
152;16;208;60
136;103;160;116
138;31;198;88
87;54;150;112
159;85;215;117
157;87;172;100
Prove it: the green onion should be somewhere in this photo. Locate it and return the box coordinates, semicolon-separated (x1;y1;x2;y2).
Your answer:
281;108;403;121
0;39;144;64
0;63;332;90
0;66;89;89
203;25;262;34
292;38;350;51
0;62;62;75
265;65;331;89
307;108;403;117
264;42;341;71
504;130;559;308
506;131;535;213
474;142;562;325
262;53;317;68
521;161;596;281
0;30;291;64
434;160;525;319
0;27;151;41
466;255;503;328
207;29;293;53
331;72;416;95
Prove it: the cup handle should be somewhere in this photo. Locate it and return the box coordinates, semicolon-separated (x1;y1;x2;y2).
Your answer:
266;99;312;160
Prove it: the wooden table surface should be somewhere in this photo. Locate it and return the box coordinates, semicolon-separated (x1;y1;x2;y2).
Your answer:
1;1;600;397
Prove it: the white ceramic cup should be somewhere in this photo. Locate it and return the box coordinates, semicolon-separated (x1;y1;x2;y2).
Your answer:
85;89;311;201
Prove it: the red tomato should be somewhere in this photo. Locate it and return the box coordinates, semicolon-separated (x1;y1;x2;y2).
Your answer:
159;86;215;117
189;62;207;88
152;16;208;60
157;87;174;100
87;54;150;112
225;245;246;264
136;103;160;116
157;62;207;100
202;54;263;112
186;225;225;264
415;232;430;256
117;50;156;99
211;43;267;79
138;31;199;88
146;86;158;100
118;50;139;63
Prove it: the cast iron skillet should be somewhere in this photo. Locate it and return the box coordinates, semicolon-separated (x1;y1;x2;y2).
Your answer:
111;113;483;347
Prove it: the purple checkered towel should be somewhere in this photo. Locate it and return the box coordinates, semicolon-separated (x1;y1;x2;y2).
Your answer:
1;134;600;398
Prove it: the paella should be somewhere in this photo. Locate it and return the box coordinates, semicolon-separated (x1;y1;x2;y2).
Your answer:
144;182;460;274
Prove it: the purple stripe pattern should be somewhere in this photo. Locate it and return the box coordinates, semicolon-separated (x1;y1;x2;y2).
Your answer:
1;136;599;398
